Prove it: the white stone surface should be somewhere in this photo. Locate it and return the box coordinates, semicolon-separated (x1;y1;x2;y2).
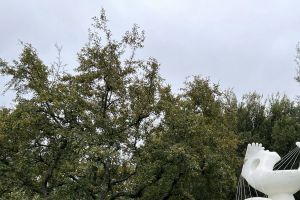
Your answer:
241;142;300;200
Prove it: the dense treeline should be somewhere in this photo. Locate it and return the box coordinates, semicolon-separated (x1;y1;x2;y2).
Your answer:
1;10;300;199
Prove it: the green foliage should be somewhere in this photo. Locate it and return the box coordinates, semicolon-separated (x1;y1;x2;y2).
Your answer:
236;93;300;156
134;77;240;199
0;9;162;199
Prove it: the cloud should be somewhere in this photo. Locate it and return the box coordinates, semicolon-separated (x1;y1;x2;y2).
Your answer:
1;0;300;107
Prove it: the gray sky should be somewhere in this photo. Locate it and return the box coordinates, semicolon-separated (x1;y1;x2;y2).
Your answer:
1;0;300;107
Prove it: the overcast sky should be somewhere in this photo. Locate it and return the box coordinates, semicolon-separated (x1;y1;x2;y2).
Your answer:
1;0;300;107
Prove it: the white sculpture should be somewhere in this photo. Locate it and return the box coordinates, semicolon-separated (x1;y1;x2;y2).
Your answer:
241;142;300;200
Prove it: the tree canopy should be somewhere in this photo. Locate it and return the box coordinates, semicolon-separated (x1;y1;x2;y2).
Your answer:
1;9;300;200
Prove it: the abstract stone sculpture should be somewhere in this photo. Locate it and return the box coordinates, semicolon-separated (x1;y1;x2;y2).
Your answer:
241;142;300;200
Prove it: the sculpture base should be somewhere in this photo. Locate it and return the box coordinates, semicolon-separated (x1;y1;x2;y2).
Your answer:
269;194;294;200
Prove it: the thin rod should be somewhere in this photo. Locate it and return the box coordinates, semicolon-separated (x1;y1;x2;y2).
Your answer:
236;176;241;200
283;148;300;170
275;148;299;170
274;147;298;168
291;150;300;169
246;179;252;198
242;177;247;199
